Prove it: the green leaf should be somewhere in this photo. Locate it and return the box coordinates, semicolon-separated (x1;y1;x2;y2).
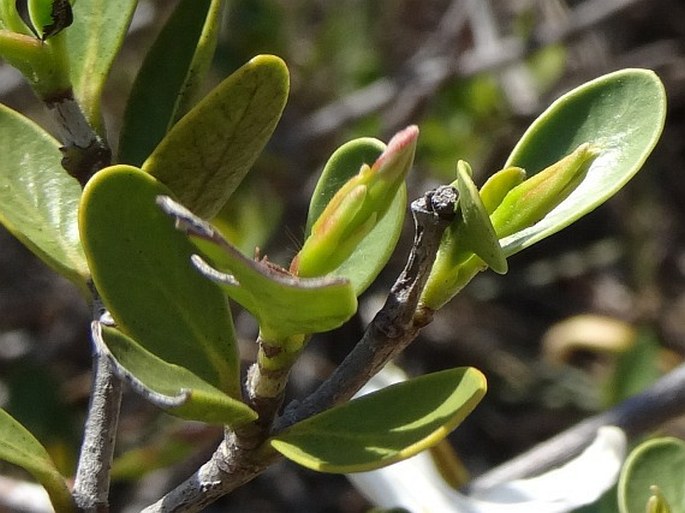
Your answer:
66;0;138;126
1;0;29;32
119;0;223;166
454;161;507;274
0;408;74;513
79;165;241;397
421;163;523;310
618;437;685;513
0;103;88;290
501;68;666;256
270;367;486;473
478;166;526;214
96;324;256;425
306;138;384;234
493;143;598;241
420;69;666;312
26;0;73;40
303;137;406;295
159;197;357;341
142;54;289;219
293;127;416;280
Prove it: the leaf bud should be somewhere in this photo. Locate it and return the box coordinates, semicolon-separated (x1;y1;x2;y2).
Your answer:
291;125;418;277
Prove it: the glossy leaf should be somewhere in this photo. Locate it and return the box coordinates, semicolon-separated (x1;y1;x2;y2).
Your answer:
270;367;486;473
421;164;523;310
454;161;507;274
420;69;666;311
79;165;240;396
0;408;74;512
142;54;289;219
493;143;598;241
96;324;257;425
501;68;666;256
66;0;138;125
303;137;406;295
119;0;223;166
618;437;685;513
0;103;88;290
159;197;357;341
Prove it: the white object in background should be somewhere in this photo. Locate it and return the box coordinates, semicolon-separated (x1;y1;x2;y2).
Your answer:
348;365;626;513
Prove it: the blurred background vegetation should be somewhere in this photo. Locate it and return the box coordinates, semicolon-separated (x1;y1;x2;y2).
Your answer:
1;0;685;511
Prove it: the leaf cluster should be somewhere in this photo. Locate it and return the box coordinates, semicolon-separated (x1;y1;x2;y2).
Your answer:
0;1;671;512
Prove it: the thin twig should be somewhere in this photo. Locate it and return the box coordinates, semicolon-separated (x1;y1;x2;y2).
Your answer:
469;362;685;492
44;89;111;186
278;185;459;428
72;296;122;513
71;349;123;512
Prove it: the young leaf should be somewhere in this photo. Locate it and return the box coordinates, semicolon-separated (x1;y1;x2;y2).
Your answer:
292;126;416;279
500;68;666;256
142;54;289;219
421;164;523;311
478;166;526;213
454;160;507;274
159;196;357;341
0;408;74;513
647;487;674;513
618;437;685;513
492;143;598;240
79;165;241;397
0;103;88;290
299;136;407;295
66;0;138;126
270;367;486;473
420;69;666;311
119;0;223;166
95;323;257;426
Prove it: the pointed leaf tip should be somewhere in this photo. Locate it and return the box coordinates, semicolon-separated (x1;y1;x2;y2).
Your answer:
294;126;416;280
455;161;507;274
420;69;666;311
373;125;419;176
